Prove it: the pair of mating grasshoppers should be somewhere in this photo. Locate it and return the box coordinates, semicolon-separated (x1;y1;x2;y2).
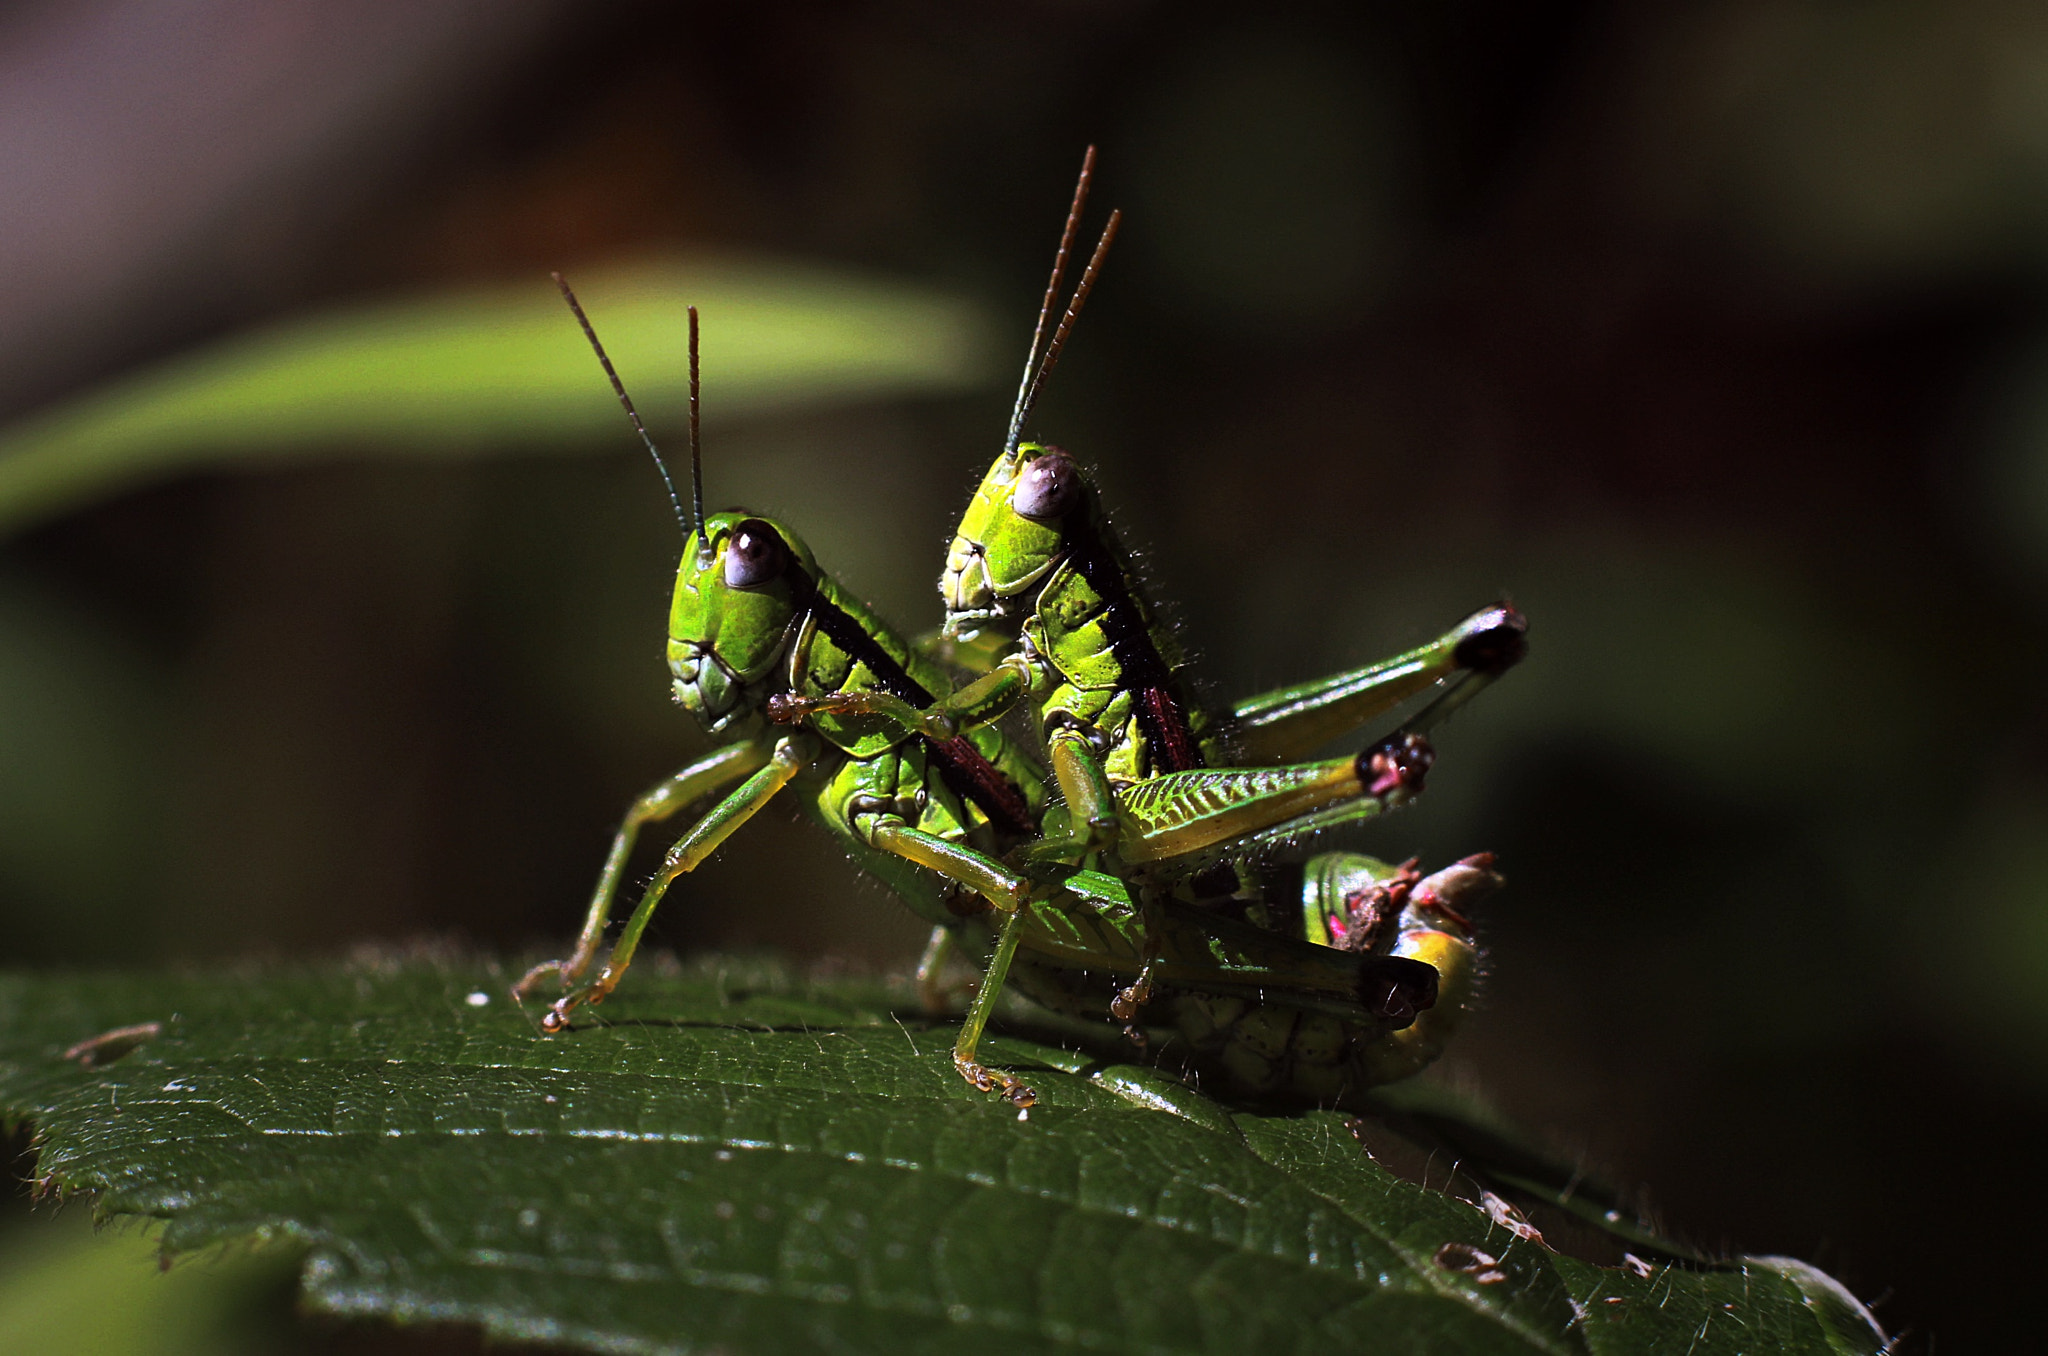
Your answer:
513;151;1527;1109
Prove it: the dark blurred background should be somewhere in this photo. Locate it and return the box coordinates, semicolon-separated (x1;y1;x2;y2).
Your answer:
4;1;2046;1349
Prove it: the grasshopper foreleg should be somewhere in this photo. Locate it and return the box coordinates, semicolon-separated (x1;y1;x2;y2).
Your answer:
514;740;771;1004
530;737;806;1032
769;689;958;740
1108;956;1159;1051
768;656;1033;743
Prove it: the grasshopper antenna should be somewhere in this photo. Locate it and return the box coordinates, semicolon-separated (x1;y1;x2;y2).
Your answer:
553;272;691;541
1004;146;1096;461
687;304;711;564
1015;208;1120;438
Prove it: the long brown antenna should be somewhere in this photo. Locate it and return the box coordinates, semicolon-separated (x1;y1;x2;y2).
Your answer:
554;273;690;537
1004;147;1096;459
687;305;709;562
1016;209;1120;435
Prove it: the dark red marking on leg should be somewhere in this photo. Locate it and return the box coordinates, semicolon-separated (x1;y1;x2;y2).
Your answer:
1360;733;1435;797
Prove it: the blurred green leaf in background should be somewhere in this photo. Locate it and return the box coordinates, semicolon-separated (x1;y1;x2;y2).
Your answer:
0;254;997;970
0;256;994;539
0;1212;291;1356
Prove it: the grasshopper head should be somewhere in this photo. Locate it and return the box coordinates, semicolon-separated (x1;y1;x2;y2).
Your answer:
942;442;1085;639
667;510;821;731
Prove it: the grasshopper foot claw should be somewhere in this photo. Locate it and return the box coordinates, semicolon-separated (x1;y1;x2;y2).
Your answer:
1109;966;1156;1023
535;976;614;1034
956;1055;1037;1108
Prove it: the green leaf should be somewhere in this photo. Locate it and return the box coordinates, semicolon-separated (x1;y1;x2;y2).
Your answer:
0;257;995;537
0;957;1888;1355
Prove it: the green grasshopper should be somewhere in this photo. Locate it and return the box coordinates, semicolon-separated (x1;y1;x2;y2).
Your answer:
779;151;1523;880
932;157;1525;1059
951;150;1523;858
515;280;1448;1107
772;152;1526;1048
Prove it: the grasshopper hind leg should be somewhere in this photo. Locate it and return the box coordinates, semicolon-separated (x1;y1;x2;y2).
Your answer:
951;907;1036;1107
514;741;772;1010
529;739;802;1031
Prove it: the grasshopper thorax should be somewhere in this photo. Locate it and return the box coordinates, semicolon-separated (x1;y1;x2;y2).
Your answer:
941;441;1088;640
667;510;819;732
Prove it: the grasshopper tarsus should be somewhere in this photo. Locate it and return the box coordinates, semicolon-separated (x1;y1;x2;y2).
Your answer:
1108;970;1155;1023
511;958;567;1003
981;1062;1038;1108
956;1055;1035;1109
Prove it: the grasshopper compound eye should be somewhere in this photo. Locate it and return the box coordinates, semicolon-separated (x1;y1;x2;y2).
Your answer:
1013;449;1081;520
724;519;787;588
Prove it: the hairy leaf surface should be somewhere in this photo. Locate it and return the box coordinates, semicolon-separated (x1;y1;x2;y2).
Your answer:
0;958;1885;1355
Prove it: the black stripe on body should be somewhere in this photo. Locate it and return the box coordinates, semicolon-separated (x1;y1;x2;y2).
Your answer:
1058;512;1205;773
784;566;1036;836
